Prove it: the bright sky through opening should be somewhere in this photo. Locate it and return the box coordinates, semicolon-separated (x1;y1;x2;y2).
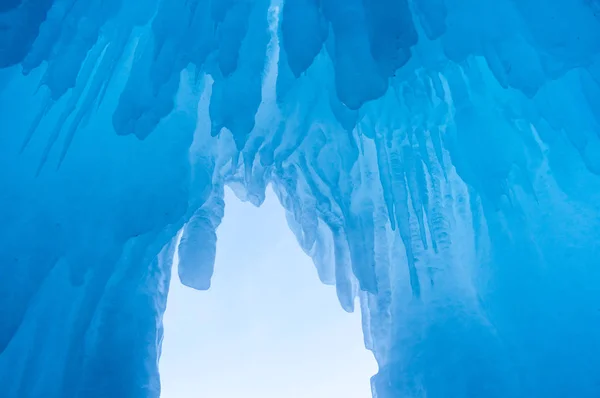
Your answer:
160;188;378;398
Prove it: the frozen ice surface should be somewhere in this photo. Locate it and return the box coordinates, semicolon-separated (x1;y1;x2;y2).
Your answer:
1;0;600;397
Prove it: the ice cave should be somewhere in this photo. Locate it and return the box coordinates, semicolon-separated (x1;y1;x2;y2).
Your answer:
1;0;600;397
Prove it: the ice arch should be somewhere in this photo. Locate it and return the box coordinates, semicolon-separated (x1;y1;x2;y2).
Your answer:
1;1;600;398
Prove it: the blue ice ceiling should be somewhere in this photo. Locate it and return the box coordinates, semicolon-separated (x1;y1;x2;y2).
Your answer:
1;0;600;397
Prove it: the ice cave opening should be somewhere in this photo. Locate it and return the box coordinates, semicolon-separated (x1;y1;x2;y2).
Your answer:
159;187;377;398
4;0;600;397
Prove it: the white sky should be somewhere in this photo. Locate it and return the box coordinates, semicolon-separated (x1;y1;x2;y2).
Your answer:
159;187;378;398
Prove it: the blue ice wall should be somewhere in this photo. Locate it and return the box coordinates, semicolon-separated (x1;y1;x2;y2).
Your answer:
2;0;600;397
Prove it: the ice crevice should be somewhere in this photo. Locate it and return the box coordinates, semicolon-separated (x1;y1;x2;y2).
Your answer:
2;0;600;397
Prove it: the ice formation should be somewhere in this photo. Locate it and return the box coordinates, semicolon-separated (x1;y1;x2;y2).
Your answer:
1;0;600;397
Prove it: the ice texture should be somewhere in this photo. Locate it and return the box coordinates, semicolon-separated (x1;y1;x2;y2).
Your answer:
1;0;600;397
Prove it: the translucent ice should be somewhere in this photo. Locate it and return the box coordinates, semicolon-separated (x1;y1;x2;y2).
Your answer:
1;0;600;397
